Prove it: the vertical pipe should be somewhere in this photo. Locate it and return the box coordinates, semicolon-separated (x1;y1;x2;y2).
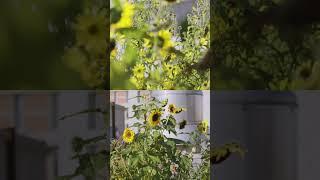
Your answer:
50;93;58;129
112;102;116;139
14;95;22;132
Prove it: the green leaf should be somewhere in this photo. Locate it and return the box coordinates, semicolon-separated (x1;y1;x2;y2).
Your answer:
131;122;142;127
167;140;175;149
148;155;161;163
72;137;84;153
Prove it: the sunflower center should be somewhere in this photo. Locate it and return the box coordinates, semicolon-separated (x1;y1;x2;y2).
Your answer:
152;113;159;121
88;24;99;35
126;132;132;137
170;107;174;112
158;37;165;47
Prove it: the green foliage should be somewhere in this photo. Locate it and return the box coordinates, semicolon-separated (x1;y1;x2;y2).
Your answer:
0;0;88;89
63;0;108;89
58;107;108;180
212;0;320;90
111;96;210;179
110;0;210;89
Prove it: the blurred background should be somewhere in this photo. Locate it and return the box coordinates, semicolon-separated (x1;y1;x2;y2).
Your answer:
0;91;106;180
212;91;320;180
0;0;92;89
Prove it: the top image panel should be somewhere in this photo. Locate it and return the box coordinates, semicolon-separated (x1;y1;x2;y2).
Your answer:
110;0;210;90
0;0;107;89
211;0;320;90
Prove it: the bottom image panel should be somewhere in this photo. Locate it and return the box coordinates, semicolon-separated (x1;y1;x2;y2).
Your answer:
110;90;210;179
0;91;108;180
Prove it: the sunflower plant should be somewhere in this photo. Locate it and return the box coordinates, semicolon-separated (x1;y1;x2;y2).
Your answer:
110;96;210;179
211;0;320;90
110;0;210;89
63;0;108;89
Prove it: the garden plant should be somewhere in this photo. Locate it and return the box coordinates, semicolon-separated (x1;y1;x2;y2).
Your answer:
53;93;244;180
211;0;320;90
110;0;210;89
63;0;108;89
110;95;210;179
110;95;245;179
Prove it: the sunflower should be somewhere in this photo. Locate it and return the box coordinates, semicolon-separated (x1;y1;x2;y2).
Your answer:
133;64;145;79
158;30;173;48
112;2;135;30
74;10;107;54
158;30;174;57
168;104;176;114
122;128;135;143
197;120;209;134
201;81;210;90
148;110;162;127
200;37;208;46
143;38;152;48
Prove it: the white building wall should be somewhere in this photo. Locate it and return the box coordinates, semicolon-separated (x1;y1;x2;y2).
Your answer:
295;92;320;180
212;91;320;180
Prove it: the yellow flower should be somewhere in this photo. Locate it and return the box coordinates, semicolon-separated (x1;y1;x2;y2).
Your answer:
168;104;176;114
163;80;175;90
200;38;208;46
164;63;174;72
197;120;209;134
143;38;152;48
74;11;107;53
133;64;145;79
201;81;210;90
164;64;179;79
158;30;174;57
169;53;176;61
122;128;135;143
112;2;135;30
148;110;162;127
111;49;117;58
158;30;173;48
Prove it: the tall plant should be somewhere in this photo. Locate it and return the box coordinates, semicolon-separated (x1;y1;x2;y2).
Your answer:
110;96;210;179
211;0;320;90
110;0;210;89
